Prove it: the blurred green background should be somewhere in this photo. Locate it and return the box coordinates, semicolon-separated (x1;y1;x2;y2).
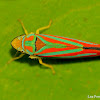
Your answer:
0;0;100;100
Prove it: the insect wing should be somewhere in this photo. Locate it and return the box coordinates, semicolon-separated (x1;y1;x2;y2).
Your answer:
34;34;100;58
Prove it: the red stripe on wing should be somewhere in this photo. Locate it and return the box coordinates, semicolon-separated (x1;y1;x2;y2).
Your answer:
37;34;78;47
40;49;100;57
35;47;78;55
44;34;100;48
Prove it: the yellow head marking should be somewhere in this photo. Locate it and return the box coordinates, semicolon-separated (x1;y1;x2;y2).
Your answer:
11;35;25;52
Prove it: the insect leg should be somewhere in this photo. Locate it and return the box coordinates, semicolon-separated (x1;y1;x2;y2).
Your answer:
36;20;52;34
29;55;55;74
7;53;25;64
38;57;55;74
18;19;28;35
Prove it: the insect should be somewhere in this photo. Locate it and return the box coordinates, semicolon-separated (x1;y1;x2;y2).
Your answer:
10;20;100;74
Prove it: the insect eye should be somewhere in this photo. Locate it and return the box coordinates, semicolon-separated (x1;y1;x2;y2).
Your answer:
21;50;24;53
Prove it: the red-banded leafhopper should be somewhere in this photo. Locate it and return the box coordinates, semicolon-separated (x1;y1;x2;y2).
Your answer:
10;20;100;74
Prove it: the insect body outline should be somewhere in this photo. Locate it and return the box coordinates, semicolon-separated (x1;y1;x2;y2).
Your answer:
10;20;100;74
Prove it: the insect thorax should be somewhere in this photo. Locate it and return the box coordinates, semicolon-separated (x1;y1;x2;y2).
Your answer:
22;33;45;55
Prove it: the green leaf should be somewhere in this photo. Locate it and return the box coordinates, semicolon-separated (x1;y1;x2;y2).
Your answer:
0;0;100;100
